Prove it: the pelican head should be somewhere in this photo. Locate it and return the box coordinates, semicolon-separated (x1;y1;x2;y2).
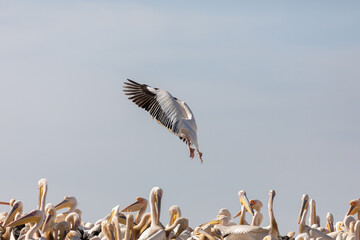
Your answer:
169;205;181;226
37;178;48;211
238;190;254;216
218;208;232;219
269;190;276;200
326;212;334;233
346;199;360;216
121;197;148;212
42;204;56;232
153;187;163;223
298;194;309;224
250;199;263;212
2;200;23;226
6;209;44;228
108;205;126;225
55;196;77;213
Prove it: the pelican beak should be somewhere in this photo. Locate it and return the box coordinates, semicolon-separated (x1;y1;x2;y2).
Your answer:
240;194;254;216
0;202;10;205
346;200;360;216
156;194;162;223
326;218;334;233
170;212;178;226
117;214;127;225
233;210;241;218
38;185;44;210
298;197;308;224
6;210;40;228
42;213;55;232
121;200;143;212
199;218;221;227
108;208;116;223
54;198;71;211
140;217;151;235
3;202;22;226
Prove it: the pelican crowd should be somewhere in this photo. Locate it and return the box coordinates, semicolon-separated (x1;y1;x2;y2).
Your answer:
0;179;359;240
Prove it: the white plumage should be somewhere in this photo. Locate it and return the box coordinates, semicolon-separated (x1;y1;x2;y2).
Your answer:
123;79;203;163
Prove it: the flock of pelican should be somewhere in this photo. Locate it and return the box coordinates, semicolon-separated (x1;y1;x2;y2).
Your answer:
0;178;359;240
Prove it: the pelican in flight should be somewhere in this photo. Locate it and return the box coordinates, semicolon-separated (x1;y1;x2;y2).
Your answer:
123;79;204;163
138;187;165;240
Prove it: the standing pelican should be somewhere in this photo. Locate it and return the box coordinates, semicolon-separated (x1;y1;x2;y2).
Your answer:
6;210;45;240
54;196;77;223
347;199;360;221
325;212;334;233
121;197;148;225
249;200;263;227
37;179;48;213
204;190;279;240
42;204;56;240
168;205;182;227
298;194;332;240
308;199;318;228
233;190;254;225
267;190;280;238
123;79;204;163
165;217;189;239
138;187;165;240
345;220;360;240
2;200;24;240
217;209;236;226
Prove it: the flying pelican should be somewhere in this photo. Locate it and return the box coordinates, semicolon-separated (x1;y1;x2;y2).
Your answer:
232;190;254;225
6;210;45;240
298;194;332;240
121;197;148;224
123;79;204;163
138;187;165;240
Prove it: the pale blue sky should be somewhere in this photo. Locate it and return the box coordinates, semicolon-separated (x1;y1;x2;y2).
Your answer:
1;1;359;235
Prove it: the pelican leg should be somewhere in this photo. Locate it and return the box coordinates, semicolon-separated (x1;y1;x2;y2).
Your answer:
196;150;203;164
186;139;195;159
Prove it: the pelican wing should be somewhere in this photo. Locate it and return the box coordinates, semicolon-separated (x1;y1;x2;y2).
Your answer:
124;79;182;135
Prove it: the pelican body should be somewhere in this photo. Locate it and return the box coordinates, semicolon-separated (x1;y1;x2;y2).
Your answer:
124;79;203;163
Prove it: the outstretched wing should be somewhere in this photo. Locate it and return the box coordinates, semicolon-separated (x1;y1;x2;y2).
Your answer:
123;79;183;135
